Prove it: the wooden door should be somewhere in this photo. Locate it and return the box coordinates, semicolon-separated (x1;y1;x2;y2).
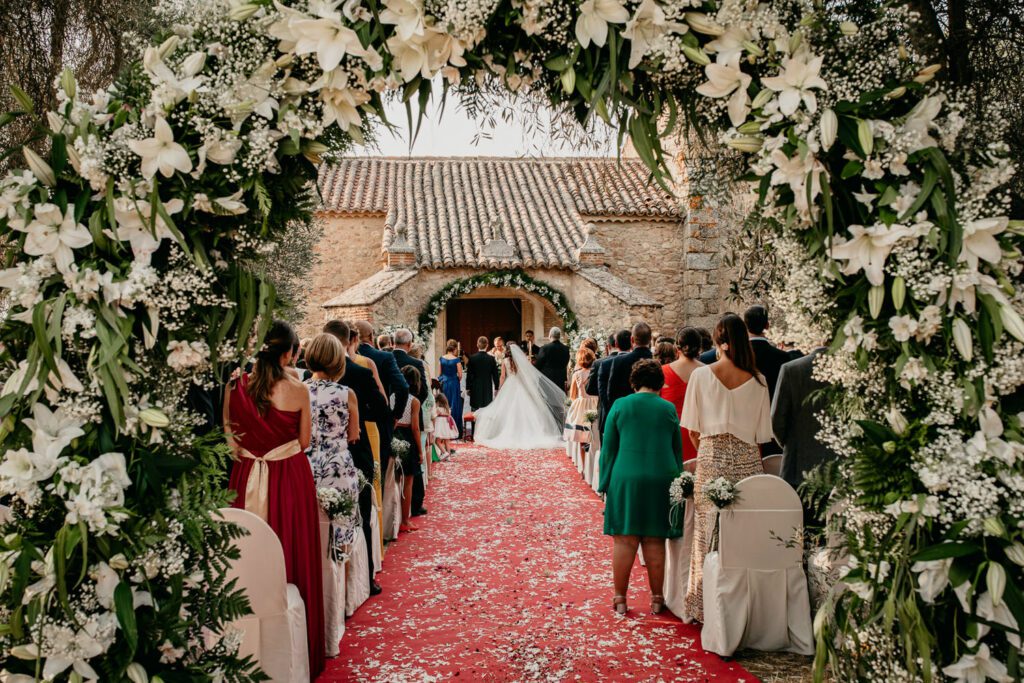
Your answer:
445;298;522;355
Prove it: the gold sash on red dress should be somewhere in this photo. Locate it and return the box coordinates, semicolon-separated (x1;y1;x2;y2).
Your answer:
238;439;302;522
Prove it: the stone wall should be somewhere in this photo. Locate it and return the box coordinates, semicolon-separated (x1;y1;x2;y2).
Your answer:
298;213;386;337
586;218;686;330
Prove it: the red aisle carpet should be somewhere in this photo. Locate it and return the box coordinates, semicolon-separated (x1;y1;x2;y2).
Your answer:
322;446;755;682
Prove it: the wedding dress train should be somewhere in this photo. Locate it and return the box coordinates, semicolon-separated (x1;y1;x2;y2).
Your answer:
473;344;565;450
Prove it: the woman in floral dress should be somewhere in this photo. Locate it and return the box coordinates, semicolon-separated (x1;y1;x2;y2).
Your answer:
304;334;362;556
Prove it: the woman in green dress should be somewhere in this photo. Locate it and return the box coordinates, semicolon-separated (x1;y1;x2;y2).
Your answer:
598;359;683;615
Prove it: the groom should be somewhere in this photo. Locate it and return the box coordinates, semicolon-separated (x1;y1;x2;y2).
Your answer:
466;336;500;411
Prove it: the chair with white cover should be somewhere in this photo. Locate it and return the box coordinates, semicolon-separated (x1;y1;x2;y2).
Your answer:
761;454;783;477
588;423;602;493
664;458;697;621
370;495;383;574
701;475;814;657
319;510;345;657
382;460;401;541
345;525;371;616
219;508;310;682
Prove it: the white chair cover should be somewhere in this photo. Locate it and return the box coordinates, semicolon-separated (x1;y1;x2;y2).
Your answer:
665;459;697;621
219;508;310;682
345;528;371;617
370;495;383;574
761;454;783;477
382;461;400;541
319;510;345;657
700;475;814;657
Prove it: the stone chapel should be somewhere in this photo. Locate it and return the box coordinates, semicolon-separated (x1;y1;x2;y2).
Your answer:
300;155;730;359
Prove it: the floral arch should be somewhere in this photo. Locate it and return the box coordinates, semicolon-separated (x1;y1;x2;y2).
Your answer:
417;270;579;340
0;0;1020;680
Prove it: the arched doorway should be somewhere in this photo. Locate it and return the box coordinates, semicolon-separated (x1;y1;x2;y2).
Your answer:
431;286;562;360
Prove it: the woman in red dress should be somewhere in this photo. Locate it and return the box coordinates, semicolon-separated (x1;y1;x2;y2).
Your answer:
224;320;326;678
659;327;705;462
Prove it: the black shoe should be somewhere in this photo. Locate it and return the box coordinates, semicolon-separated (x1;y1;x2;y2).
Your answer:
412;508;428;517
370;582;383;596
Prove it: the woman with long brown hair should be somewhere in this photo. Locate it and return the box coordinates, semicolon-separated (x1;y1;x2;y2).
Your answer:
679;313;773;623
223;319;325;676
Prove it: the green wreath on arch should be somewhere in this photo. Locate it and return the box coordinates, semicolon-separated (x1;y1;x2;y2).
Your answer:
417;269;579;340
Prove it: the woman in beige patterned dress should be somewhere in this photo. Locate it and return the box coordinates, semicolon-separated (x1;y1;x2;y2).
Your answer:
679;313;773;622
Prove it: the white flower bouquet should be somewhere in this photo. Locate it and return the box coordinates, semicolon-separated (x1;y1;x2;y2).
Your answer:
316;486;356;523
668;471;695;528
703;477;739;509
391;438;411;463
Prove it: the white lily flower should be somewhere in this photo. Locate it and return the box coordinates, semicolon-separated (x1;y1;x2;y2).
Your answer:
942;643;1012;683
910;558;951;603
900;95;943;153
768;148;823;220
193;190;248;215
310;69;373;131
22;203;92;274
386;32;431;81
829;222;913;286
575;0;629;48
695;53;751;127
0;449;37;483
960;216;1007;270
291;13;366;72
22;403;85;460
702;26;748;60
977;590;1021;648
128;117;192;179
622;0;684;69
760;50;827;116
112;197;184;265
380;0;425;42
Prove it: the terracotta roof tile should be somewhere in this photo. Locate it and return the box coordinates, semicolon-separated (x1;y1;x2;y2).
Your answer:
317;158;682;269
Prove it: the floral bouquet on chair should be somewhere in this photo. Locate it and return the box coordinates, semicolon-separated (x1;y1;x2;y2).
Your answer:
391;438;411;473
668;471;696;529
317;486;357;524
703;477;739;550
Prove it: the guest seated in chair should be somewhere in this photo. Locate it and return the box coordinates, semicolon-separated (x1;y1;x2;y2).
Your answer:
598;359;683;615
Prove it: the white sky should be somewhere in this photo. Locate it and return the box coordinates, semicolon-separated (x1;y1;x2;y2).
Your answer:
360;94;620;158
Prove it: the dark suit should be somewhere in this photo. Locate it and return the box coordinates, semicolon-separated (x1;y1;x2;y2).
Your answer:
591;355;613;434
466;351;499;410
390;347;427;512
699;348;717;365
750;338;790;457
340;361;388;587
750;337;791;400
601;347;653;437
535;340;571;390
357;343;409;472
771;349;837;489
392;349;428;402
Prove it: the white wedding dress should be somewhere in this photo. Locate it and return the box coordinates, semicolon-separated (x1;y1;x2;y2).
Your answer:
474;344;566;450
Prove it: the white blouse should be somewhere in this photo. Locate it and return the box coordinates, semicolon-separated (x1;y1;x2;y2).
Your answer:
679;365;773;445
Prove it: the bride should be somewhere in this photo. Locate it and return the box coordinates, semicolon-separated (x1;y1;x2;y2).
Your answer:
473;342;566;450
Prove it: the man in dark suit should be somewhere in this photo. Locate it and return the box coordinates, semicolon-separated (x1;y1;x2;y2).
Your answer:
535;327;571;391
771;346;837;490
354;320;409;479
522;329;539;363
591;329;630;434
602;323;653;429
744;305;791;458
391;328;428;516
744;305;791;400
466;336;500;410
325;320;388;595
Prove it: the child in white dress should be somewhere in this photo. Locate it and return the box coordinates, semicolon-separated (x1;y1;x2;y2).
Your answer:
433;393;459;458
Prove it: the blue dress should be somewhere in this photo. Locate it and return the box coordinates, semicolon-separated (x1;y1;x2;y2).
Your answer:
439;356;464;436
